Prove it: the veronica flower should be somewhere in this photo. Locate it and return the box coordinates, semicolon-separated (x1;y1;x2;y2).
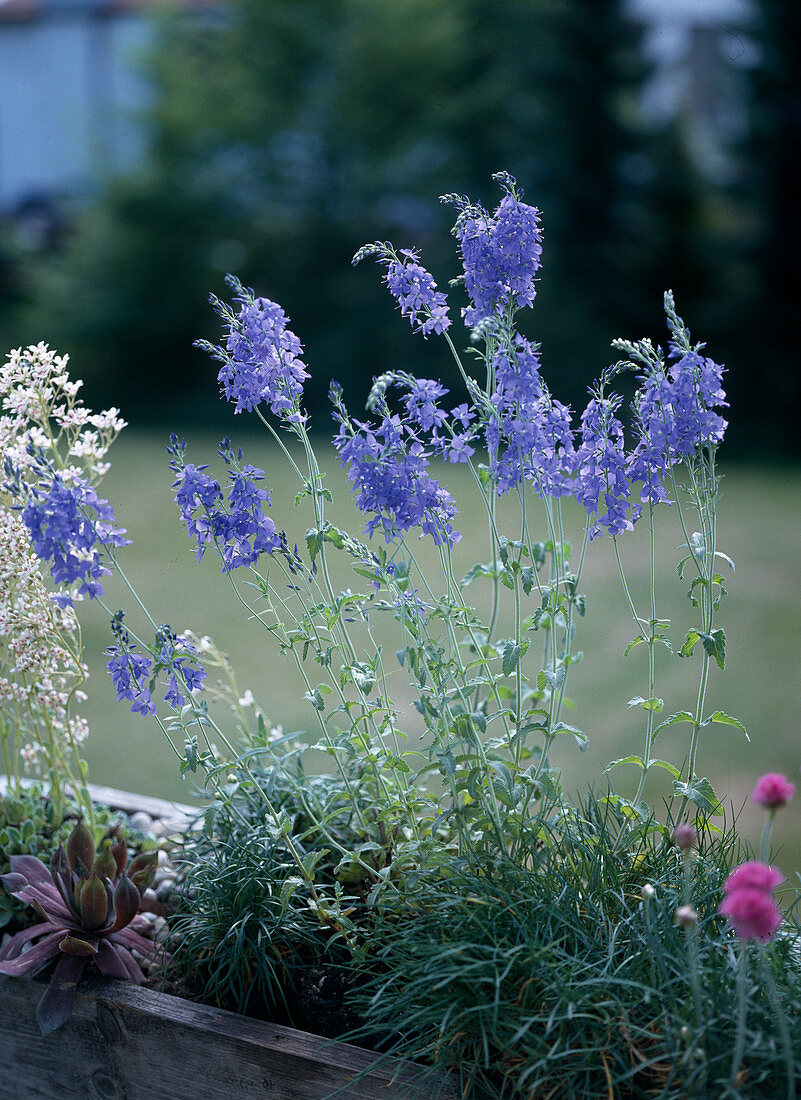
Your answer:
212;281;309;422
444;173;543;327
9;461;129;602
354;244;451;337
168;436;284;573
627;343;727;506
573;393;637;538
333;410;459;547
105;615;206;718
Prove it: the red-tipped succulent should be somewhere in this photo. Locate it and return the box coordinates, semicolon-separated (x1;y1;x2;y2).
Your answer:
0;819;161;1034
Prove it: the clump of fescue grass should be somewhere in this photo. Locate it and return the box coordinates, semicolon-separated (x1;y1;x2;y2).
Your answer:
351;793;801;1099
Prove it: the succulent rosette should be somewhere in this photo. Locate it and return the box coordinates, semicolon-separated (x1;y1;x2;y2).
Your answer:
0;819;161;1034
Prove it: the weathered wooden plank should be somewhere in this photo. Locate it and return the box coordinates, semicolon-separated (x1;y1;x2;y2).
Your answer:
1;776;198;827
0;975;455;1100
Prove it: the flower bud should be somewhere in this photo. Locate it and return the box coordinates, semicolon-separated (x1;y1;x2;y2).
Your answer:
674;905;699;928
672;824;696;852
640;884;656;900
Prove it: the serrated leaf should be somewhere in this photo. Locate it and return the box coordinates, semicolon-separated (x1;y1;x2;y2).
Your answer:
652;711;696;739
600;794;650;822
627;696;664;712
605;755;646;774
305;527;324;564
680;629;701;658
700;628;726;670
551;722;587;748
461;562;495;588
350;663;375;695
542;667;566;693
647;758;681;779
503;640;523;677
702;711;749;740
624;635;646;656
279;876;305;912
673;775;722;814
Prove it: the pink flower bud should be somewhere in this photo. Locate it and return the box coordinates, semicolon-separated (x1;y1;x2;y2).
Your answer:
672;824;696;851
674;905;699;927
752;772;795;809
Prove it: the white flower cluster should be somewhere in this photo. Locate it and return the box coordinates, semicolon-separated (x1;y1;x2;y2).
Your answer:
0;343;122;782
1;342;126;484
0;508;89;777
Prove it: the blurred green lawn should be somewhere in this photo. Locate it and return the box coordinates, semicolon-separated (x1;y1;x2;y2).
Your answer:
79;431;801;875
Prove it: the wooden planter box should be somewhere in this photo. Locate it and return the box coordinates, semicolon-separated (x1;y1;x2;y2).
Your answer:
0;975;452;1099
0;783;454;1100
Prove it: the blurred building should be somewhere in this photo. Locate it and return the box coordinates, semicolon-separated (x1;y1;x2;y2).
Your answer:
628;0;755;182
0;0;212;245
1;0;757;246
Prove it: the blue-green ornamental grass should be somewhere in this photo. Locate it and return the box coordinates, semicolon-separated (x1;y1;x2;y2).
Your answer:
4;173;801;1096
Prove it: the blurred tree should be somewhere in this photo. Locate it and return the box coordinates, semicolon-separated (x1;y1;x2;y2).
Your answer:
5;0;666;433
735;0;801;457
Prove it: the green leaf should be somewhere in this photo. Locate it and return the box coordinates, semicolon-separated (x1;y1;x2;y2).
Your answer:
673;776;722;814
301;848;330;881
605;755;646;774
551;722;587;748
702;711;749;740
679;629;701;658
652;710;695;739
305;527;325;564
350;663;376;696
624;635;646;656
701;628;726;671
647;758;682;779
627;696;664;712
600;794;650;822
279;876;305;912
541;667;565;693
502;640;523;677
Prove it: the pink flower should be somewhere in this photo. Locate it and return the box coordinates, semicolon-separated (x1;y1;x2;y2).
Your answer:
719;888;783;943
752;772;795;809
723;861;785;896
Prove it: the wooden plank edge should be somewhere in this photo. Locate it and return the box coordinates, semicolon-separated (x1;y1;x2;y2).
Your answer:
76;977;455;1094
1;775;199;825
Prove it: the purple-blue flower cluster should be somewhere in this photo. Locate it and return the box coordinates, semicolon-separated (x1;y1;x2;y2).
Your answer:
13;467;129;601
574;395;637;538
627;344;728;506
444;177;543;328
355;245;450;337
106;614;206;717
481;337;575;498
218;289;309;421
168;436;284;572
333;407;460;547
